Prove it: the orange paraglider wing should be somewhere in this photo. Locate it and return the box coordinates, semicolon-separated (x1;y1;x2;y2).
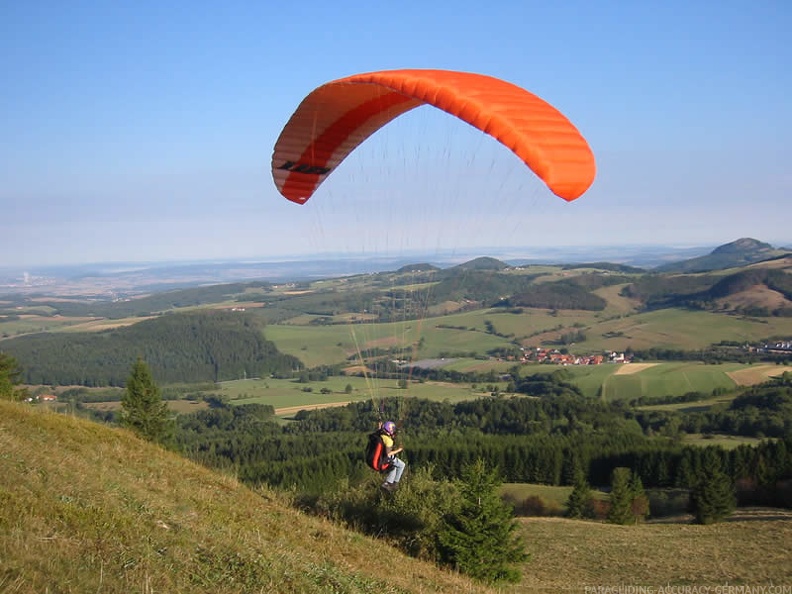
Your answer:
272;69;595;204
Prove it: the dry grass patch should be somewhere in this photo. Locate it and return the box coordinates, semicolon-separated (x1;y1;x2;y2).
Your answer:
727;364;792;386
209;301;265;310
613;362;659;375
513;514;792;592
274;400;352;416
63;316;156;331
715;285;791;311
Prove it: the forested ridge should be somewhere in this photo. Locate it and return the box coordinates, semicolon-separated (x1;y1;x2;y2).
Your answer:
623;268;792;315
4;311;301;386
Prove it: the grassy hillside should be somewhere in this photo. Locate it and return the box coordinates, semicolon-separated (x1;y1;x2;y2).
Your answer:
0;400;488;594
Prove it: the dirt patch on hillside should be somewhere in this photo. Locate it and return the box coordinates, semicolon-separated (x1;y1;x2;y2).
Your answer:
613;362;659;375
275;401;352;416
68;318;154;331
727;365;792;386
746;255;792;270
211;302;264;310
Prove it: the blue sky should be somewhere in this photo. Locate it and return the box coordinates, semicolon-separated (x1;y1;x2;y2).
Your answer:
1;0;790;267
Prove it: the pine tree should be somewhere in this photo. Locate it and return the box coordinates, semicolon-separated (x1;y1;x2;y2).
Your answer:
607;467;634;525
629;473;650;523
607;467;651;524
690;452;736;525
565;474;595;519
0;352;28;402
120;358;171;444
437;459;526;584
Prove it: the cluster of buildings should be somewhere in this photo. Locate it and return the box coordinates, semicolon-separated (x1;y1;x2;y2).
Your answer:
24;393;57;403
510;347;630;366
760;340;792;353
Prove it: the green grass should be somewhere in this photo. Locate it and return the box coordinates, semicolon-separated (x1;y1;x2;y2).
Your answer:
597;362;743;401
500;483;574;510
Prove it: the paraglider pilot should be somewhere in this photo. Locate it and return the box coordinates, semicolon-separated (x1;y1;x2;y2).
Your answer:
380;421;406;492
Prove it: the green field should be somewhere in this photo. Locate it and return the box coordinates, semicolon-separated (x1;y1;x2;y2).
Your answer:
580;308;792;352
681;433;768;449
0;313;99;337
218;375;492;415
596;361;746;401
500;483;574;514
263;305;792;372
211;360;784;415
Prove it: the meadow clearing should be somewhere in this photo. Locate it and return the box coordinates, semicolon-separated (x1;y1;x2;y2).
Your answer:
194;360;792;417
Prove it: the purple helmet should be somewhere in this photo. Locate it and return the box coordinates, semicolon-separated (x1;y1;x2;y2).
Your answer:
382;421;396;436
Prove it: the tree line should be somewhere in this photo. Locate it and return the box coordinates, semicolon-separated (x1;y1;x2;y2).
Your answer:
167;374;792;509
2;310;302;386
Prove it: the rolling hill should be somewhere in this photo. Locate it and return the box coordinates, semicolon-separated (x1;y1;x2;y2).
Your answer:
1;238;790;389
655;238;792;273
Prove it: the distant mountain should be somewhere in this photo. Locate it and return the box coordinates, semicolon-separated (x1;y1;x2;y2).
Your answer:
452;256;509;271
654;238;792;273
396;263;440;273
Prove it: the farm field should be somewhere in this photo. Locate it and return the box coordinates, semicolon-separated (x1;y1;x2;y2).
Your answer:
217;375;490;415
41;359;792;420
263;316;513;368
84;399;210;414
262;306;792;372
0;313;101;337
680;433;767;449
196;361;792;415
578;308;792;352
597;362;745;401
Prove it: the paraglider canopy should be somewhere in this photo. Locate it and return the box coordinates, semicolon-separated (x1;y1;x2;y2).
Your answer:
272;68;595;204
